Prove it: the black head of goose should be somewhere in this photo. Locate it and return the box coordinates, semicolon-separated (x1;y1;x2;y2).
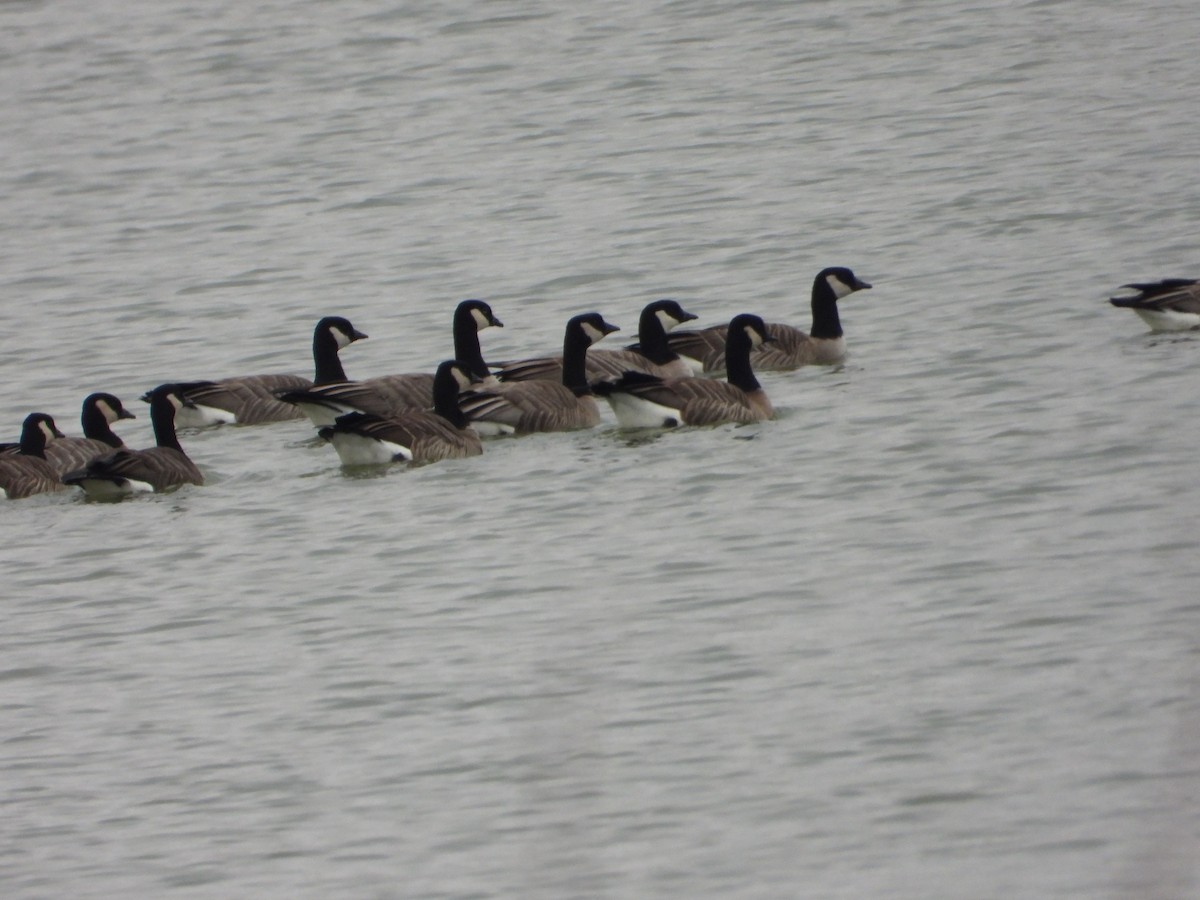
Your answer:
63;384;203;498
276;300;503;427
0;413;68;499
34;393;137;477
1109;278;1200;331
667;266;872;374
495;299;696;383
595;313;776;428
459;312;621;435
145;315;368;428
317;360;484;465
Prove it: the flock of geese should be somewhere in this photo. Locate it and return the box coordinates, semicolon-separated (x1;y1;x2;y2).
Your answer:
1;270;1194;501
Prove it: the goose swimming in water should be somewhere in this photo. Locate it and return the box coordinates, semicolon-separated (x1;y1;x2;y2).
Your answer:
63;384;204;498
1109;279;1200;331
665;267;871;374
594;314;775;428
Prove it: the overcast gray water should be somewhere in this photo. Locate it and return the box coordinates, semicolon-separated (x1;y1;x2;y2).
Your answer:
2;1;1199;897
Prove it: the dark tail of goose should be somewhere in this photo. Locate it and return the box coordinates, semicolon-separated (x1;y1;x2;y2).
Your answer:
64;384;203;498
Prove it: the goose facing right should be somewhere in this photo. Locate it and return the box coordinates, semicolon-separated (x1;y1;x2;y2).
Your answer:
1109;279;1200;331
594;313;775;428
152;316;368;428
0;413;68;499
36;393;137;477
63;384;204;498
276;300;503;427
317;360;483;465
458;312;620;435
493;299;697;383
666;266;871;374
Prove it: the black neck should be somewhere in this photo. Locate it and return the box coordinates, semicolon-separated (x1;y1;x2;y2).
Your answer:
432;370;470;429
636;308;675;365
725;328;762;393
149;395;185;452
19;424;49;458
453;309;490;379
561;326;592;395
81;403;124;448
313;328;349;385
809;274;843;340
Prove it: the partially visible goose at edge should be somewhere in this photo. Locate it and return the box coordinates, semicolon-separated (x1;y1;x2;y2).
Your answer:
149;316;369;427
318;360;483;465
2;393;137;477
594;313;775;428
0;413;68;499
63;384;203;498
458;312;620;436
1109;278;1200;331
494;299;697;383
665;266;871;374
277;299;503;427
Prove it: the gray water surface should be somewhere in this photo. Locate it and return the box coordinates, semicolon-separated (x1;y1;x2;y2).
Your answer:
2;2;1199;898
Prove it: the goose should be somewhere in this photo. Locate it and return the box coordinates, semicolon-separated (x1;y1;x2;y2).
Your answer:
276;299;503;427
149;316;368;427
1109;279;1200;331
665;266;871;374
493;299;697;383
0;413;68;499
63;384;203;498
458;312;620;435
15;393;137;477
594;313;775;428
317;361;483;465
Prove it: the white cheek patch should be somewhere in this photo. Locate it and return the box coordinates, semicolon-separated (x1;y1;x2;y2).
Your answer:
656;309;678;331
581;322;607;343
39;421;58;442
97;400;118;422
827;273;856;299
452;368;474;390
332;326;356;350
747;327;767;348
471;308;492;329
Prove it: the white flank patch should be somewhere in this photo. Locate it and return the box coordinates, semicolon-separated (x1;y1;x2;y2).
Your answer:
468;420;515;437
602;393;682;429
1133;308;1200;332
293;400;362;427
175;403;237;428
328;432;412;466
74;477;154;499
677;354;706;377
